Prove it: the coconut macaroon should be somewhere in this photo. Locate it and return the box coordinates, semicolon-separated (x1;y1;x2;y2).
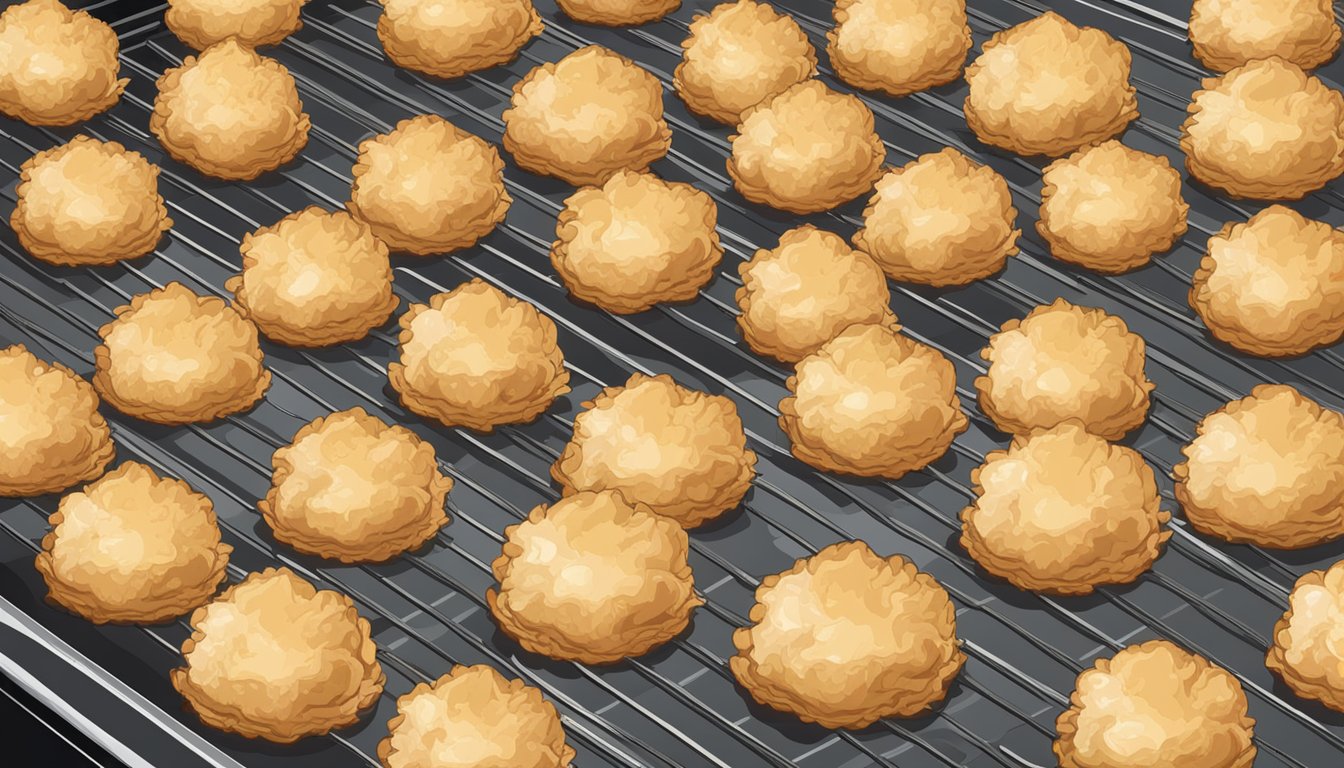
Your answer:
960;423;1170;595
92;282;271;425
779;323;967;479
976;300;1154;440
377;0;542;80
736;226;896;363
0;345;114;497
1189;0;1340;72
503;46;671;186
1038;141;1189;274
1190;206;1344;357
727;80;886;213
550;170;721;314
1174;385;1344;549
487;491;702;664
165;0;309;50
261;409;452;564
150;39;310;180
673;0;817;125
0;0;126;126
964;12;1138;157
172;568;385;743
553;374;755;528
378;665;574;768
1181;58;1344;200
827;0;971;97
556;0;678;26
1268;561;1344;712
35;462;231;624
389;280;569;432
853;148;1020;286
1056;641;1256;768
731;541;964;728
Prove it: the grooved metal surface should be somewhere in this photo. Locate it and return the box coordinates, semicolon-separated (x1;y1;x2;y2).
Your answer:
3;1;1344;766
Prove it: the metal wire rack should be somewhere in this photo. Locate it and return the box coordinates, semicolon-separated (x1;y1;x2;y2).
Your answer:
2;0;1344;765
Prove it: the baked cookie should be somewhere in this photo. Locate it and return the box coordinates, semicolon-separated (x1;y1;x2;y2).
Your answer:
961;423;1170;595
550;170;721;314
35;462;231;624
0;345;114;497
378;665;574;768
673;0;817;125
261;408;452;563
389;279;569;432
166;0;308;50
503;46;671;186
1180;57;1344;199
827;0;971;97
779;323;967;478
731;541;964;728
92;282;271;424
1267;560;1344;712
0;0;126;126
1190;206;1344;357
150;39;310;180
976;300;1154;440
552;373;755;528
736;225;896;363
377;0;542;79
964;12;1138;157
1174;385;1344;549
853;147;1019;286
556;0;678;26
172;567;385;742
1190;0;1340;72
487;491;702;663
1055;640;1256;768
727;80;885;213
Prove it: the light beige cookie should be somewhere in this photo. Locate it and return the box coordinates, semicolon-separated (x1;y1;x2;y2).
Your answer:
165;0;308;50
556;0;678;26
550;170;721;314
0;0;126;126
1267;560;1344;712
377;0;542;79
36;462;231;624
731;541;964;728
827;0;971;97
1190;0;1340;72
552;373;756;528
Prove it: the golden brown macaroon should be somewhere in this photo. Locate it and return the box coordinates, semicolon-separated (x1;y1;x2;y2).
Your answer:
1174;385;1344;549
35;462;231;624
552;373;756;528
727;80;886;213
853;148;1020;286
550;170;721;314
963;12;1138;157
377;665;575;768
673;0;817;125
486;491;702;664
227;207;397;347
92;282;271;425
730;541;964;728
960;423;1170;595
779;323;967;479
736;225;896;363
1055;641;1256;768
827;0;971;97
976;300;1154;440
389;279;569;432
1189;206;1344;357
503;46;671;186
261;408;452;563
0;345;114;497
1038;141;1188;274
377;0;542;80
150;39;310;180
1180;57;1344;200
1267;560;1344;712
1190;0;1340;72
0;0;126;126
165;0;309;50
172;567;385;743
556;0;678;26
